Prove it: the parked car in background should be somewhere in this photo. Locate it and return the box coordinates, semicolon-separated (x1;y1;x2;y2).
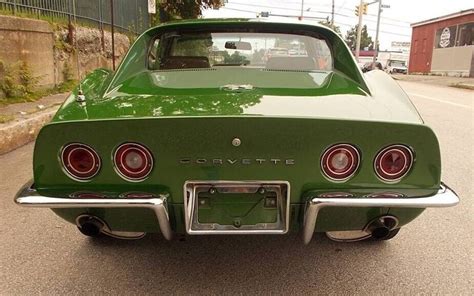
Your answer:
386;60;408;74
362;61;384;72
15;19;459;245
263;47;289;62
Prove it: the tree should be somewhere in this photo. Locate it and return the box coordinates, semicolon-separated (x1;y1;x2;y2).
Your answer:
344;24;378;51
153;0;223;24
223;51;249;65
318;19;341;35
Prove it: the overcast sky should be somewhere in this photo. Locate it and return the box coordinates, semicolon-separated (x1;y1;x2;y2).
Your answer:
202;0;473;50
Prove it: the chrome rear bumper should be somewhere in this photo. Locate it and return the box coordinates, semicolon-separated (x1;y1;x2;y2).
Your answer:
14;181;173;240
15;181;459;244
303;183;459;244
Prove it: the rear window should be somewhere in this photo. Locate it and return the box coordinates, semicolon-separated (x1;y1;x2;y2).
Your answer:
148;31;332;71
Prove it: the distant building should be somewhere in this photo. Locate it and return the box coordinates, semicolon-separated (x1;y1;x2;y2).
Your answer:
409;9;474;77
390;41;411;53
355;50;376;65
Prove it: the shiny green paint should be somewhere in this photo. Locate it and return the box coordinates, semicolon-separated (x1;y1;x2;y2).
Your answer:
33;19;436;234
54;69;421;123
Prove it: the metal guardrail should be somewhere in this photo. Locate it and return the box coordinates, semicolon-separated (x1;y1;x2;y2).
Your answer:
0;0;149;34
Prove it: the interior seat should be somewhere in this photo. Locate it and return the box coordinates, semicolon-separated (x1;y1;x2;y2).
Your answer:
160;56;210;70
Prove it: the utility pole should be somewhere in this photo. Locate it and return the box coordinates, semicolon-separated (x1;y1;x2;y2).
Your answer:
355;0;364;62
300;0;304;20
373;0;382;64
331;0;335;26
110;0;115;71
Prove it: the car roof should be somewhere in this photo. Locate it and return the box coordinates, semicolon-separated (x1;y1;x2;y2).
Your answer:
153;17;330;31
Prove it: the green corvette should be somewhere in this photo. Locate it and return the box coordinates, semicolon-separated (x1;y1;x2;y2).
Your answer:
15;19;459;243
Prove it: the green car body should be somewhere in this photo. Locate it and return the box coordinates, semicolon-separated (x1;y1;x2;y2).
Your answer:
16;19;459;243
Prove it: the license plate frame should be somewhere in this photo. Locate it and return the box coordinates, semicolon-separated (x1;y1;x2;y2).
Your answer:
183;181;290;235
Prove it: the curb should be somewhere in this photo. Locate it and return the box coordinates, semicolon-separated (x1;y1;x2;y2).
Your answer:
0;109;57;155
450;83;474;90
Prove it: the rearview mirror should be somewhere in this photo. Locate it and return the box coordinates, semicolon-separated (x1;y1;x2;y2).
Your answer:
225;41;252;51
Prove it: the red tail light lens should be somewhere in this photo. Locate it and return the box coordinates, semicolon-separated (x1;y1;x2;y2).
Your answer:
375;145;414;182
61;143;101;180
321;144;360;181
114;143;153;181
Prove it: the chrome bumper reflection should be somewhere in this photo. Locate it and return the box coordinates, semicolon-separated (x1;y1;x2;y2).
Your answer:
303;183;459;244
14;181;173;240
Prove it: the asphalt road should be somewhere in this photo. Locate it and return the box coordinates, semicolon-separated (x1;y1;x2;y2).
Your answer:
0;81;472;295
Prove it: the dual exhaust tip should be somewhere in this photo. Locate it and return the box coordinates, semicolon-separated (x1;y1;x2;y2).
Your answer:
76;214;399;241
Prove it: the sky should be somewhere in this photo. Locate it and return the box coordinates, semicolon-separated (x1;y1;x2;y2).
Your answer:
202;0;473;50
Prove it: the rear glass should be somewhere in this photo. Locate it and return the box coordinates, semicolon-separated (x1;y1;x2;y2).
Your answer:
148;31;332;71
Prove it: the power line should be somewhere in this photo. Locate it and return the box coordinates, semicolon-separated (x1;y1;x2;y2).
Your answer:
219;6;412;37
226;1;410;28
279;0;413;23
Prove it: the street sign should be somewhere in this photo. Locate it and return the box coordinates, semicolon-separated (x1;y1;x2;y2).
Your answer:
148;0;156;14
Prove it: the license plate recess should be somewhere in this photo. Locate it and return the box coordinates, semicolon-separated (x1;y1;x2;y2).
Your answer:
184;181;290;235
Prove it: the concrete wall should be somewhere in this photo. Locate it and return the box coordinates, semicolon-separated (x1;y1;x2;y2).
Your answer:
0;15;55;88
0;15;130;94
431;46;474;77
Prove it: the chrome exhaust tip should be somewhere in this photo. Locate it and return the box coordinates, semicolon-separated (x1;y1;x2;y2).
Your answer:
76;215;105;237
326;215;399;242
75;214;146;240
365;215;399;240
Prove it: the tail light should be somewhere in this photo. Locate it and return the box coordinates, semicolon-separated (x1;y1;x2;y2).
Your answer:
374;145;414;182
61;143;101;180
321;144;360;181
114;143;153;181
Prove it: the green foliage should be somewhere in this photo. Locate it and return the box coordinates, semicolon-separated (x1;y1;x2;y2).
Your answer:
0;60;26;98
0;114;14;124
0;59;75;106
251;49;266;64
318;20;341;35
223;51;249;65
154;0;223;24
55;80;77;93
345;24;378;51
19;62;39;95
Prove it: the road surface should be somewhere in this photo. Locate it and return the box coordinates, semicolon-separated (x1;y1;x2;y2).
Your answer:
0;81;472;295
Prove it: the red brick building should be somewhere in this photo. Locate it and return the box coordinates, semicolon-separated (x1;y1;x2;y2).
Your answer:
409;9;474;77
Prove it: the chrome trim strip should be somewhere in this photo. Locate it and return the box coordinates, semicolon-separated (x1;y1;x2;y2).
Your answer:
14;181;172;240
303;183;459;244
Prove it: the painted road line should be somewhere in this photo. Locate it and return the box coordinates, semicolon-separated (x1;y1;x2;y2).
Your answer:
407;92;472;110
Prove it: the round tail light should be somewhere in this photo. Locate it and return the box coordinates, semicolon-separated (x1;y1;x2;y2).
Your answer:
321;144;360;181
61;143;101;180
114;143;153;181
375;145;414;182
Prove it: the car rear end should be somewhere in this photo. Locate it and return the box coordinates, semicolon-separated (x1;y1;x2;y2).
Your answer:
20;114;457;242
14;19;459;243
